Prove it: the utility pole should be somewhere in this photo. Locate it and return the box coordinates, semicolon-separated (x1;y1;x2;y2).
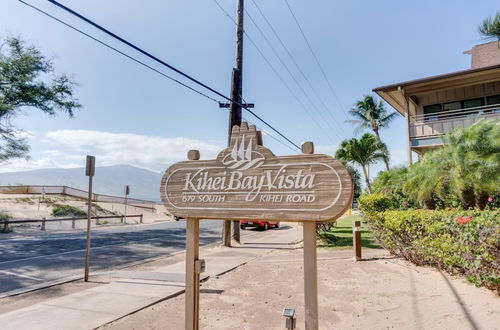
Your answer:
220;0;253;246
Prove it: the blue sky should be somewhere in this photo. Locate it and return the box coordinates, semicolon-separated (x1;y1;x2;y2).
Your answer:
1;0;498;175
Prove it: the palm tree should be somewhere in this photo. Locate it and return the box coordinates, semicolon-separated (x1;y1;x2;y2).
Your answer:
335;133;389;193
372;166;409;203
442;119;500;209
341;161;362;198
479;12;500;43
403;120;499;209
403;151;447;209
347;95;398;170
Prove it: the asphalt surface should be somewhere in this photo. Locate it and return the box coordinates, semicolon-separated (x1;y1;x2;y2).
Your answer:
0;220;250;296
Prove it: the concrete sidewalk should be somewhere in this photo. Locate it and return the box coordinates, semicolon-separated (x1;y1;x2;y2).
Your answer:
0;224;302;330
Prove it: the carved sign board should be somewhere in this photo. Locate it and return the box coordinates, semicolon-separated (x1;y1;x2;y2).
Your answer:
160;123;353;222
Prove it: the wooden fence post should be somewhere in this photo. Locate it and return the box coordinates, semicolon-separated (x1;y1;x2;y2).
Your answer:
72;217;76;229
41;217;46;231
140;214;143;224
353;220;362;261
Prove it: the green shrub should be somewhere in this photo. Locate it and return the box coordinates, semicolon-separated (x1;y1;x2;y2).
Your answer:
358;193;396;214
372;167;413;207
0;212;10;221
0;212;12;233
364;209;500;294
51;204;87;217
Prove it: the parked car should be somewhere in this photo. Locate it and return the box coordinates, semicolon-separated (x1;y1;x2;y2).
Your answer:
240;220;280;231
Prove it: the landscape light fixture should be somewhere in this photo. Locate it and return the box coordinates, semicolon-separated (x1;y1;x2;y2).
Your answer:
282;308;296;329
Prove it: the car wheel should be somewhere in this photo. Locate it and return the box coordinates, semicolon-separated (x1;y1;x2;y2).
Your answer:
240;225;246;230
263;222;269;231
275;222;280;228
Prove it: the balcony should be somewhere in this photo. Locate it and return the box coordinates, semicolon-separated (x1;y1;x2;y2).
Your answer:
410;103;500;140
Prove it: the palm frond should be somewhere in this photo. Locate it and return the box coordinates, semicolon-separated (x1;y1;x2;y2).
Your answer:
479;12;500;40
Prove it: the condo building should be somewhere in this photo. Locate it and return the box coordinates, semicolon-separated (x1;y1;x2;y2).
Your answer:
373;41;500;163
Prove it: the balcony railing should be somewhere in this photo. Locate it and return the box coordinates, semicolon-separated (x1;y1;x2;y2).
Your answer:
410;103;500;139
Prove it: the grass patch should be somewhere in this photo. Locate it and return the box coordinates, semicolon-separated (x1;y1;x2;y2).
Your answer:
51;204;87;217
91;203;119;216
318;215;381;249
15;197;36;204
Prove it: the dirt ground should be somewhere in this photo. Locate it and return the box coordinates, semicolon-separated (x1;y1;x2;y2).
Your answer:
101;247;499;330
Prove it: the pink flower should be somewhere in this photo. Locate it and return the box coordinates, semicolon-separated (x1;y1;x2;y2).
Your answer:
487;197;493;203
402;202;409;207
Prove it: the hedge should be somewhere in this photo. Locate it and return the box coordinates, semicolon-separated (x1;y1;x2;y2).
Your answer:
359;195;499;294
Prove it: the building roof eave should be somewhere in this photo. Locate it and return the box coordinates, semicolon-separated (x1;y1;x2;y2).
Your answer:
373;64;500;116
373;64;500;94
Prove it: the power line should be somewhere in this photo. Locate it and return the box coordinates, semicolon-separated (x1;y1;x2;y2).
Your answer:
46;0;300;150
242;116;297;153
249;0;348;134
212;0;337;144
244;8;343;140
283;0;349;119
241;96;297;152
47;0;233;107
20;0;300;150
16;0;221;104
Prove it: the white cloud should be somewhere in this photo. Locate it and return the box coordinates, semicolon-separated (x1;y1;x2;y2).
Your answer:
0;157;80;173
40;149;64;156
315;143;338;155
12;130;33;139
43;130;222;172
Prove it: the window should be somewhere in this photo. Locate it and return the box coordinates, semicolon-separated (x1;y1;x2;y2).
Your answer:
486;95;500;113
462;98;484;109
442;101;461;120
443;102;461;110
423;104;442;121
486;95;500;105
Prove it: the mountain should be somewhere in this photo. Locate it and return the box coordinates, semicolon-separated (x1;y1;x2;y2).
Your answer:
0;165;163;202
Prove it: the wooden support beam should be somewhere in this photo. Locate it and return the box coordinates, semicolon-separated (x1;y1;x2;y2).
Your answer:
303;222;319;330
185;218;200;330
403;92;413;165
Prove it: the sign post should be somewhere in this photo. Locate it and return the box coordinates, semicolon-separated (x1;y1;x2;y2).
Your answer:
301;141;319;330
124;185;130;223
84;155;95;282
160;123;353;330
185;218;200;329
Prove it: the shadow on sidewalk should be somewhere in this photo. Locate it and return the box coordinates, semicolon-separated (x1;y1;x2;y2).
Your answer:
439;271;479;330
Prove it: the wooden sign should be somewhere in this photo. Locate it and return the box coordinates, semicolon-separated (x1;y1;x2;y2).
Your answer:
160;123;352;222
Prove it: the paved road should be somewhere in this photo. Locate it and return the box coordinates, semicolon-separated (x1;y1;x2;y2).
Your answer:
0;220;251;296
